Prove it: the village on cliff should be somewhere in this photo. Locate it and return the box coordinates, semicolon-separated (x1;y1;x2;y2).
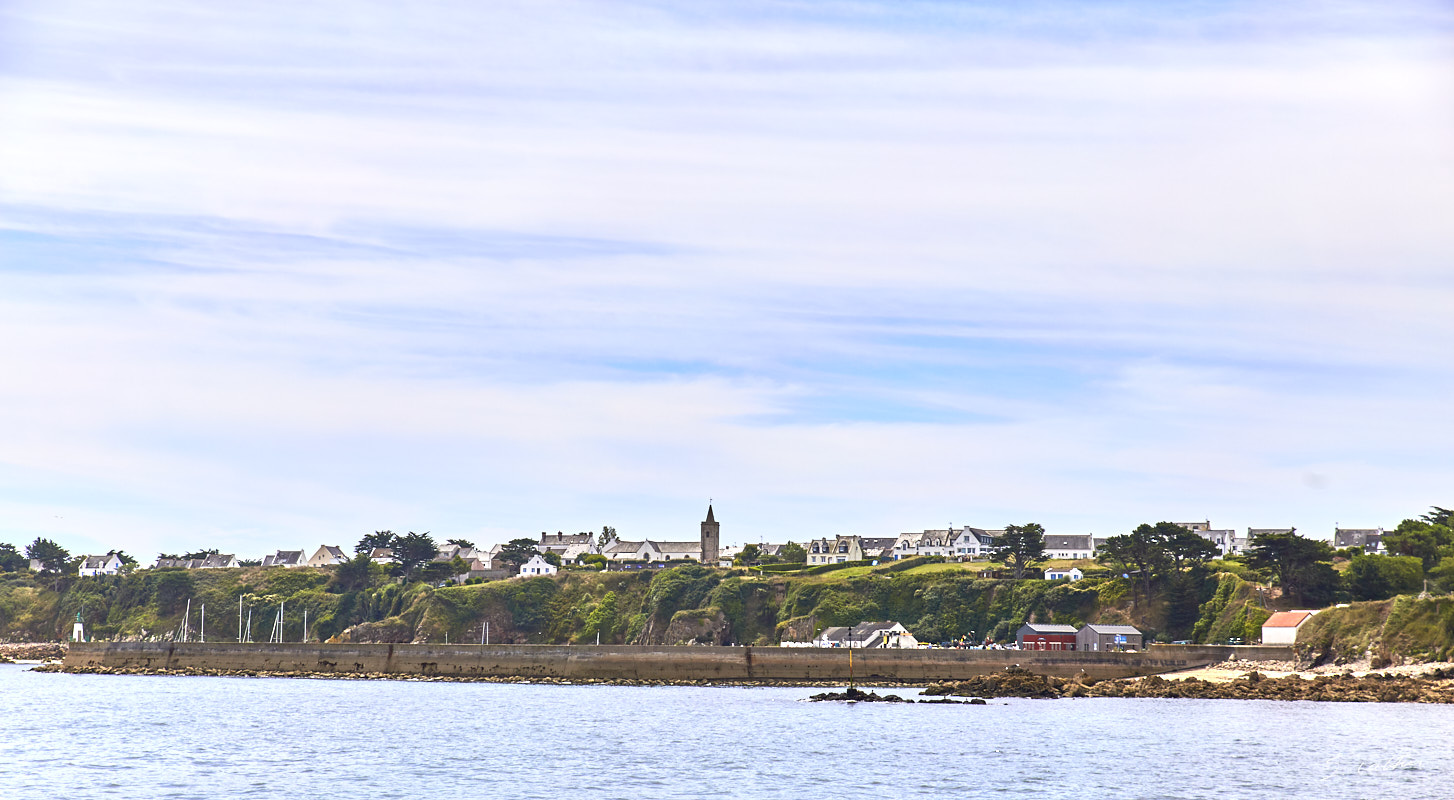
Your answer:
26;504;1396;651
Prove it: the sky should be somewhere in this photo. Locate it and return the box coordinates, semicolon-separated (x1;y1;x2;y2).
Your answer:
2;0;1452;559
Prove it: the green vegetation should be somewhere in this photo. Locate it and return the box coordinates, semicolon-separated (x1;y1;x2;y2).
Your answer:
1299;596;1454;666
5;506;1452;654
988;523;1046;580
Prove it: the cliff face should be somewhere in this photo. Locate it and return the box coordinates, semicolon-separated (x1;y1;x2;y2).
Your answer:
1298;596;1454;667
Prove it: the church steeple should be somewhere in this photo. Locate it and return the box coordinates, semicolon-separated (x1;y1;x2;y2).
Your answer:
700;502;720;564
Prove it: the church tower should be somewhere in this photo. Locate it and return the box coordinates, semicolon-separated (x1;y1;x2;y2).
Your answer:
700;503;720;565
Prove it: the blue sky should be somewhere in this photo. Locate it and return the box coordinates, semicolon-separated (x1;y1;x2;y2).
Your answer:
2;0;1452;559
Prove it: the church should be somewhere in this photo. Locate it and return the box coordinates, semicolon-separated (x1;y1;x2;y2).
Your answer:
601;504;721;564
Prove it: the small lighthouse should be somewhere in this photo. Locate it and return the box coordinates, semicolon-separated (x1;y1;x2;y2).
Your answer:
72;611;86;643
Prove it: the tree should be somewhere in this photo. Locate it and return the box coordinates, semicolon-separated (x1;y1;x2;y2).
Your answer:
496;538;541;572
1097;529;1160;609
542;551;563;568
445;538;475;549
331;553;378;592
734;544;761;567
1383;516;1453;572
990;523;1047;580
1162;528;1218;571
0;543;25;572
597;526;617;550
581;553;607;570
391;531;438;579
181;548;219;560
1244;530;1337;606
110;550;138;574
356;531;396;555
781;541;807;564
1422;506;1454;527
1346;554;1424;601
418;555;470;585
25;538;70;574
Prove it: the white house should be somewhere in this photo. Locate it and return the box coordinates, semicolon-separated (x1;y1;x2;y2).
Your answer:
1261;611;1315;645
810;621;917;649
78;553;124;577
1043;534;1095;560
307;545;350;567
517;554;557;577
261;550;305;568
950;528;998;559
1045;567;1084;581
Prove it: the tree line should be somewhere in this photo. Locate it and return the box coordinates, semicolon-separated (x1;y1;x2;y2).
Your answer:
987;506;1454;609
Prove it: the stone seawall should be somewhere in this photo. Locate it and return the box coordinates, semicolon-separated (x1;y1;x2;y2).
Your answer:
64;642;1292;682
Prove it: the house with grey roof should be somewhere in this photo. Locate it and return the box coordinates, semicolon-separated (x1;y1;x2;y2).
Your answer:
811;621;917;649
1190;526;1248;557
261;550;305;568
1334;528;1385;554
1043;534;1094;560
1076;624;1143;652
78;553;124;577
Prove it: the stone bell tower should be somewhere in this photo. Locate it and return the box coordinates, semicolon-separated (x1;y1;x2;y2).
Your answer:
700;503;720;565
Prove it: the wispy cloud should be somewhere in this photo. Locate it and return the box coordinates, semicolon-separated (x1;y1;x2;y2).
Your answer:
1;0;1451;557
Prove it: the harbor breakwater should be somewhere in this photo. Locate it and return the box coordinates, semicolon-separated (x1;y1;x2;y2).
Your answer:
63;642;1291;682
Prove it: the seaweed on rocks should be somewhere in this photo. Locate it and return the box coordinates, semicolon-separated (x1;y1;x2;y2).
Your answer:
807;686;910;702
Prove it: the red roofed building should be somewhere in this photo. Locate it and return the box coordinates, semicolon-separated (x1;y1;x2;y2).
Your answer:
1261;611;1314;645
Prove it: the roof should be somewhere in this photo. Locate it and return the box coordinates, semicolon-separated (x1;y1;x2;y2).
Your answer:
1018;623;1078;634
1081;624;1142;635
82;555;114;569
604;540;643;554
650;540;700;553
1044;535;1093;549
850;621;900;638
819;622;902;642
540;533;593;545
705;504;715;523
1263;611;1312;629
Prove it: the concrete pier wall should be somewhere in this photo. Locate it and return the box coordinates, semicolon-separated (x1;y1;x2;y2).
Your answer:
64;642;1292;681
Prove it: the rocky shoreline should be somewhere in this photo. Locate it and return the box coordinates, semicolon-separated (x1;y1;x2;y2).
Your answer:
34;659;1454;702
0;643;67;662
922;665;1454;703
36;663;936;687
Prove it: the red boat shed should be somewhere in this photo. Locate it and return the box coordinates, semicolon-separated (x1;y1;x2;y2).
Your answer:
1016;623;1079;651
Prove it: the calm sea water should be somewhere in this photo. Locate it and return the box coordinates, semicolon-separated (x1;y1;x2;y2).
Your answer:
2;663;1451;800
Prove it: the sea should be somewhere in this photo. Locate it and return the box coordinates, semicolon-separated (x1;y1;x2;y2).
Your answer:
2;663;1451;800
